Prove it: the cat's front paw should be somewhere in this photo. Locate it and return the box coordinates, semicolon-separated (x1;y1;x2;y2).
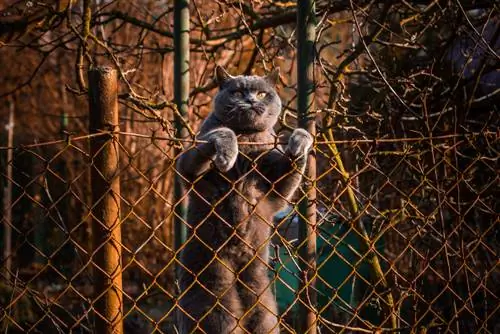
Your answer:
287;128;313;158
206;127;238;172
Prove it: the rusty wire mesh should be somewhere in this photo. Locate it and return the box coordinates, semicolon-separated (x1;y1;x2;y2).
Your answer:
0;0;499;333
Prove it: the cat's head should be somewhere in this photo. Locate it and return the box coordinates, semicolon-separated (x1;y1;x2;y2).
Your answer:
212;66;281;133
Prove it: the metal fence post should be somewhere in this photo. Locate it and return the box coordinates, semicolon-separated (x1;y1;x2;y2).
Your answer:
173;0;190;251
88;67;123;334
297;0;317;333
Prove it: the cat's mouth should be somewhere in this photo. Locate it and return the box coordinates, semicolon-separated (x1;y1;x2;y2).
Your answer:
217;105;273;132
237;104;266;115
252;106;266;115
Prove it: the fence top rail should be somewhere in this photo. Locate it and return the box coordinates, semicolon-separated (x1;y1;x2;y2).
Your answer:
0;130;496;150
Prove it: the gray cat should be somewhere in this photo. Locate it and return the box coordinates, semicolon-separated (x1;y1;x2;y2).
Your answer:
176;67;313;334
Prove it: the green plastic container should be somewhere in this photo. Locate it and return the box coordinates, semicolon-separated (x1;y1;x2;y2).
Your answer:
272;217;383;323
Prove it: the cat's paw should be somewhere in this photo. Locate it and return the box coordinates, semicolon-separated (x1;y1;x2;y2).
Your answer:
287;128;313;158
206;127;238;172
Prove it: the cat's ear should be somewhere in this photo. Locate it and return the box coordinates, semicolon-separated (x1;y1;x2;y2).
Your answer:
215;66;232;86
265;68;280;86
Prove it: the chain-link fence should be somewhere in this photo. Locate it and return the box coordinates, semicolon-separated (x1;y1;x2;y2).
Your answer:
1;0;498;333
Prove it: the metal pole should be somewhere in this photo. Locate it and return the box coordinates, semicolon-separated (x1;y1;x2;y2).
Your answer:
173;0;190;250
2;99;14;281
297;0;317;333
88;67;123;334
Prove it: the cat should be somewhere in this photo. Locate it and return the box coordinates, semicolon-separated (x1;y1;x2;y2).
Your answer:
176;66;313;334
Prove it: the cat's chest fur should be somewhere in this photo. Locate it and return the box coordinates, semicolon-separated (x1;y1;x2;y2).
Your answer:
194;148;272;214
188;132;278;253
194;132;275;207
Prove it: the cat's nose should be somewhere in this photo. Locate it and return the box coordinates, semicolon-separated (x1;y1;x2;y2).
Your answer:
245;94;256;104
246;99;260;110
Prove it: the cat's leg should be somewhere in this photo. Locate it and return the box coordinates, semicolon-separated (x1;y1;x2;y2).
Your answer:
258;128;313;202
178;284;246;334
248;288;280;334
178;293;244;333
176;127;238;182
200;296;246;334
178;259;245;334
238;264;280;334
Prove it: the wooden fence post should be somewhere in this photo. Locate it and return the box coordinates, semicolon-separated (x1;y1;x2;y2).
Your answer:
88;67;123;334
297;0;317;332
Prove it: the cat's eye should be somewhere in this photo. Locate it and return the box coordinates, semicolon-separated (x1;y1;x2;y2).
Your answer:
256;91;267;100
233;91;243;98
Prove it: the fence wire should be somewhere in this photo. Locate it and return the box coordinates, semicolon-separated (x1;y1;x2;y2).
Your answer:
0;0;498;333
0;128;497;333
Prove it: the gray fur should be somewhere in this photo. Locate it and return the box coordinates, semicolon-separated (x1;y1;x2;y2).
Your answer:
176;67;312;334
